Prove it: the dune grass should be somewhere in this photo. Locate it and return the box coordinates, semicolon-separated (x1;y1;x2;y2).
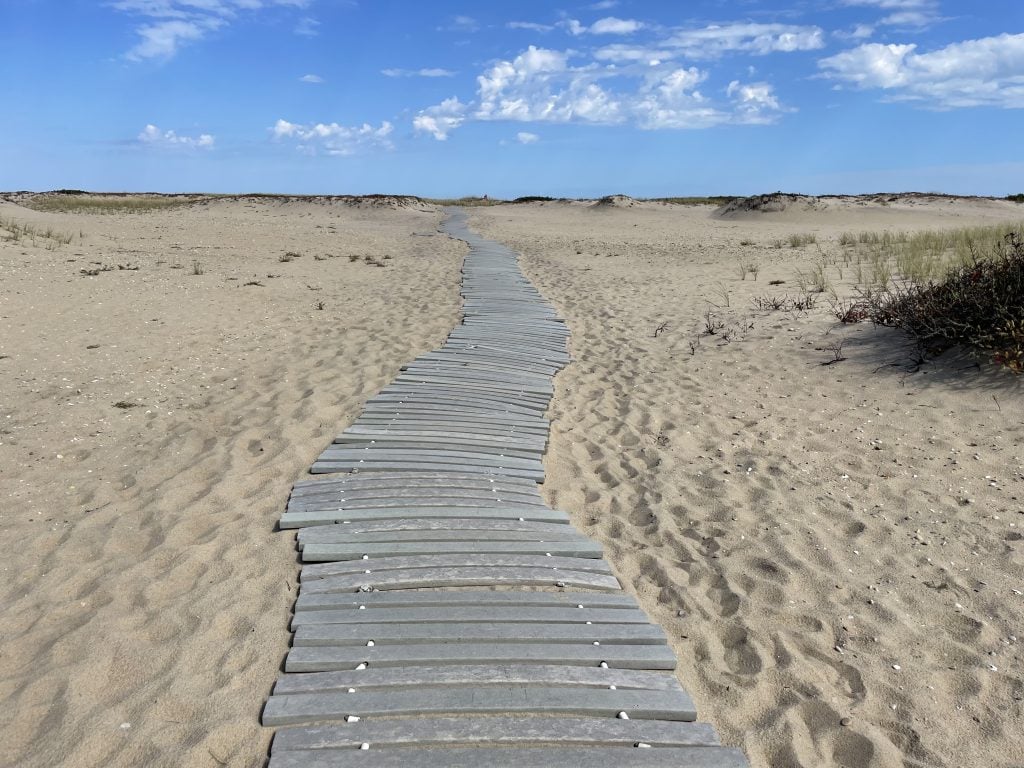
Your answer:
23;194;203;214
0;214;74;248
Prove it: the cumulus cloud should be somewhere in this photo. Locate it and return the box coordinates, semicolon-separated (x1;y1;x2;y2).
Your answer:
138;124;215;148
475;46;621;124
819;33;1024;109
299;73;324;83
381;68;456;78
516;131;540;144
271;118;394;155
413;98;468;140
415;44;790;139
113;0;315;59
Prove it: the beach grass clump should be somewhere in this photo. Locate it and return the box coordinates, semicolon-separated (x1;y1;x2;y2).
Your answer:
738;260;760;280
863;228;1024;371
0;214;74;248
23;194;200;214
788;233;817;248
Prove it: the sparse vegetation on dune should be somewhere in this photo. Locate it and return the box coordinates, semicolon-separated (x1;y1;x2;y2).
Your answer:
0;214;74;248
22;193;203;214
785;221;1024;371
863;228;1024;371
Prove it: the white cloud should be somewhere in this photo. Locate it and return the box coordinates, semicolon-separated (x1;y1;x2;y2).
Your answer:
516;131;540;144
667;22;826;58
840;0;931;8
271;118;394;155
819;33;1024;109
507;21;554;33
561;17;644;36
589;17;644;35
840;0;942;27
126;19;217;60
474;46;621;124
114;0;316;59
413;97;468;140
727;81;783;123
138;124;215;148
416;45;789;139
589;0;619;9
382;68;456;78
299;73;324;83
294;16;319;36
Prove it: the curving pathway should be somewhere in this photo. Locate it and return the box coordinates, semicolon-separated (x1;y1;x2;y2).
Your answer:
260;211;748;767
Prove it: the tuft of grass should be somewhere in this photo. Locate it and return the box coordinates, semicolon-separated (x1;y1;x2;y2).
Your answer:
279;251;301;262
738;260;760;280
788;233;817;248
191;260;205;275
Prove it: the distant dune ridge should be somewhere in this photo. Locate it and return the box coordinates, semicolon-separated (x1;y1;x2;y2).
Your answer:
0;191;1022;768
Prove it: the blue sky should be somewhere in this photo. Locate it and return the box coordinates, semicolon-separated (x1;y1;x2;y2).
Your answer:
2;1;1023;196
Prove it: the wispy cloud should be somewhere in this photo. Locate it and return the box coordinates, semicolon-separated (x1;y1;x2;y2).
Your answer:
271;118;394;155
507;21;554;33
299;73;324;83
516;131;540;144
138;123;214;148
113;0;315;60
840;0;943;27
294;16;319;36
381;67;456;78
819;32;1024;109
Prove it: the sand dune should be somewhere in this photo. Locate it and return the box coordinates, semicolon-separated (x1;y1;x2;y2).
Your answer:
469;198;1024;768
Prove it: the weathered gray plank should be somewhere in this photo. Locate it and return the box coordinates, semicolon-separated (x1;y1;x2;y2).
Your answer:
297;529;587;545
294;590;639;613
273;665;681;694
310;462;544;481
301;553;610;577
271;716;720;751
290;606;651;628
280;507;569;529
295;519;572;541
263;686;693;726
268;746;747;768
292;621;665;647
300;541;600;561
285;642;677;671
315;449;544;472
296;566;621;593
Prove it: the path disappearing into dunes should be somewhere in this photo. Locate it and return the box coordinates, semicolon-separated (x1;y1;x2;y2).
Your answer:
260;211;748;767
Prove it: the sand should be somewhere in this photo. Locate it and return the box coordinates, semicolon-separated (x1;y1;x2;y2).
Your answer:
1;193;1022;768
0;196;465;766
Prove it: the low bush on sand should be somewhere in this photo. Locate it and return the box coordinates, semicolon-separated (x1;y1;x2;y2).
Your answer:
863;228;1024;371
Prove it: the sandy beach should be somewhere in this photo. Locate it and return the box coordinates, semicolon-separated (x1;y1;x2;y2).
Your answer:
1;193;1022;767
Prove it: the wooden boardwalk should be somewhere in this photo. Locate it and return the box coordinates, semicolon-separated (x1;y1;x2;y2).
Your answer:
261;211;748;767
